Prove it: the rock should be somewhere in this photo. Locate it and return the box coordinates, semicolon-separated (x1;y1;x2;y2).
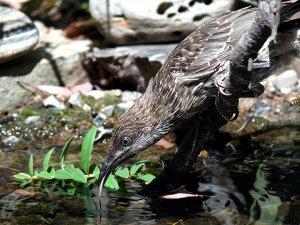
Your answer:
122;91;142;102
275;69;299;94
24;116;41;124
95;127;112;141
0;22;91;112
68;93;83;107
82;104;92;111
0;6;39;63
43;95;66;110
85;89;122;99
92;112;108;126
89;0;234;45
85;44;176;89
1;136;23;151
101;105;115;117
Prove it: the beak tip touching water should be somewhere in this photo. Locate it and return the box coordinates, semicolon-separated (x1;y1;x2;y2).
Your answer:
98;161;113;198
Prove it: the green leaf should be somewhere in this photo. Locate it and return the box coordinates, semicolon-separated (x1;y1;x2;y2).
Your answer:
130;163;144;176
114;167;129;179
61;137;74;169
13;173;31;180
37;171;53;180
29;154;33;176
104;174;119;190
43;148;55;171
55;169;73;180
91;165;100;178
49;168;55;177
137;173;156;184
81;127;97;174
67;187;77;196
68;167;87;183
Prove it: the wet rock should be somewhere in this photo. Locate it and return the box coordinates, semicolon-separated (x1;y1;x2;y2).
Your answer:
85;44;176;89
0;6;39;63
92;112;108;126
43;95;66;110
89;0;234;45
0;22;91;112
68;93;83;107
95;127;112;141
101;105;115;117
24;116;41;124
1;136;24;151
275;69;299;94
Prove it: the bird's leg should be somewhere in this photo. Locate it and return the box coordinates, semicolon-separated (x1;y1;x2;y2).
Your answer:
139;105;227;197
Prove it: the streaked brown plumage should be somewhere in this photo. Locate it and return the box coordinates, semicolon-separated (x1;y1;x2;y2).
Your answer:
99;2;300;195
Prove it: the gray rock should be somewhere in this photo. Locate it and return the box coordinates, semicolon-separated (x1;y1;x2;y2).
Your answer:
85;44;176;89
0;22;91;112
24;116;41;124
89;0;234;45
101;105;115;117
93;112;108;126
0;6;39;63
95;127;112;141
68;93;83;107
43;95;66;110
275;69;299;94
121;91;142;102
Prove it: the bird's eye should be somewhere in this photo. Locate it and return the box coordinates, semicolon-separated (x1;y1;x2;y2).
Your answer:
121;136;132;146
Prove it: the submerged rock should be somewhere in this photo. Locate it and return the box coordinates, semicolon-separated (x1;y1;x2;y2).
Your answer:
89;0;234;44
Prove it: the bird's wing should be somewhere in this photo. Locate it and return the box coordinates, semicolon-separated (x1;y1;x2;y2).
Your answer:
160;8;256;91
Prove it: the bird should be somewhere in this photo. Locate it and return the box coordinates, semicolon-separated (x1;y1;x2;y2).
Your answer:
98;1;300;196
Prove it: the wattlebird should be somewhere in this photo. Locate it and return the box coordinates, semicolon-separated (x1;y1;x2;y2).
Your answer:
98;1;300;195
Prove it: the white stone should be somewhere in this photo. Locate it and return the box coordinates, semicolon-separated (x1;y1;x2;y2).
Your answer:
68;92;82;107
43;95;66;110
101;105;115;117
275;69;298;91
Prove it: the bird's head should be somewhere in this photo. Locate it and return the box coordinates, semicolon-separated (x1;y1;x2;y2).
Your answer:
98;97;171;195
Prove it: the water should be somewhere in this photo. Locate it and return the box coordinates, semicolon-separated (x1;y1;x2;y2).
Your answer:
0;112;300;224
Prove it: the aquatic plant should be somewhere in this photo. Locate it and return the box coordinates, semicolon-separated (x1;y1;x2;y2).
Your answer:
13;127;155;195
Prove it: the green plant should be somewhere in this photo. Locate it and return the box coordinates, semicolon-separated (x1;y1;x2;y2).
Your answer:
13;127;156;195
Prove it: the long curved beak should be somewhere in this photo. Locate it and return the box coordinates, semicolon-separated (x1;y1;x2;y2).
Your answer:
98;160;114;198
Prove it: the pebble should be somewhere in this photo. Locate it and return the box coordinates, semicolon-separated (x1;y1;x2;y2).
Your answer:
92;112;108;127
95;127;112;141
275;69;298;94
68;92;82;107
43;95;66;110
24;116;41;124
121;91;142;102
101;105;115;117
82;104;91;111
